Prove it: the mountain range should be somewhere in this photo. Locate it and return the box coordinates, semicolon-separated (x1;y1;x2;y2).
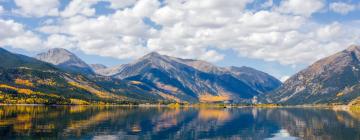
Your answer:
1;45;360;105
33;49;281;103
92;52;281;103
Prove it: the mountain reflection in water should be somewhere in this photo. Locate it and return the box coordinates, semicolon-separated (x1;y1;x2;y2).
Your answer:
0;106;359;140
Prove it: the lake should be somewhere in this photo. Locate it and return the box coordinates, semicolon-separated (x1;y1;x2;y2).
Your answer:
0;106;359;140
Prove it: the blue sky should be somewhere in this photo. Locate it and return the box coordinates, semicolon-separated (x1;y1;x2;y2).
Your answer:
0;0;359;81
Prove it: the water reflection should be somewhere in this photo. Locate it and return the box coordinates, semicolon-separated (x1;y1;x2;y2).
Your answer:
0;106;359;140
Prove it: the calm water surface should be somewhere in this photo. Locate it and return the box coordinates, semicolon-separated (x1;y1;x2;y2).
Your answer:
0;105;359;140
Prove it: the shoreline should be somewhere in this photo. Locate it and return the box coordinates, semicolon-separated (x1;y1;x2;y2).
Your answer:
0;103;356;109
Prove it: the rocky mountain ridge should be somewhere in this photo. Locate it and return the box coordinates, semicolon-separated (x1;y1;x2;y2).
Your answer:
96;52;281;103
35;48;94;75
266;45;360;105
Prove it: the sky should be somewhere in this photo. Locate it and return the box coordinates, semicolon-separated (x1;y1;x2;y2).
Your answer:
0;0;360;81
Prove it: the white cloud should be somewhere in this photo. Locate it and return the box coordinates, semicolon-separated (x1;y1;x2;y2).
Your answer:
199;50;224;62
316;22;342;41
329;2;356;15
151;6;184;26
60;0;98;17
0;20;24;39
0;20;43;51
181;0;252;11
149;7;310;64
77;36;149;59
63;11;152;38
237;11;305;32
132;0;160;17
145;0;359;65
2;32;43;51
37;25;61;34
4;0;360;66
232;20;357;65
276;0;324;17
107;0;137;9
44;34;76;49
13;0;59;17
42;1;158;59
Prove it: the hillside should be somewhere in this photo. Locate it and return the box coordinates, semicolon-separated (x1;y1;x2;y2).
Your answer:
266;45;360;105
0;48;165;104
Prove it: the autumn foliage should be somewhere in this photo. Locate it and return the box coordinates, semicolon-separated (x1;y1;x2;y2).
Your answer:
15;79;34;87
199;95;230;103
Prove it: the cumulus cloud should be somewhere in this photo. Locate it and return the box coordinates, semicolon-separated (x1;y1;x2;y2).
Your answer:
0;20;23;39
40;0;159;59
4;0;360;65
275;0;324;17
0;19;43;51
44;34;76;49
37;25;61;34
13;0;59;17
329;2;356;15
107;0;137;9
77;37;149;59
132;0;160;17
60;0;98;17
146;0;354;64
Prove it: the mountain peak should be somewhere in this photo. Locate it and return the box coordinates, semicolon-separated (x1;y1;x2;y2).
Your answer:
45;48;75;58
35;48;94;74
36;48;76;65
49;48;71;53
136;51;172;65
147;51;161;56
346;45;360;52
141;51;164;60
